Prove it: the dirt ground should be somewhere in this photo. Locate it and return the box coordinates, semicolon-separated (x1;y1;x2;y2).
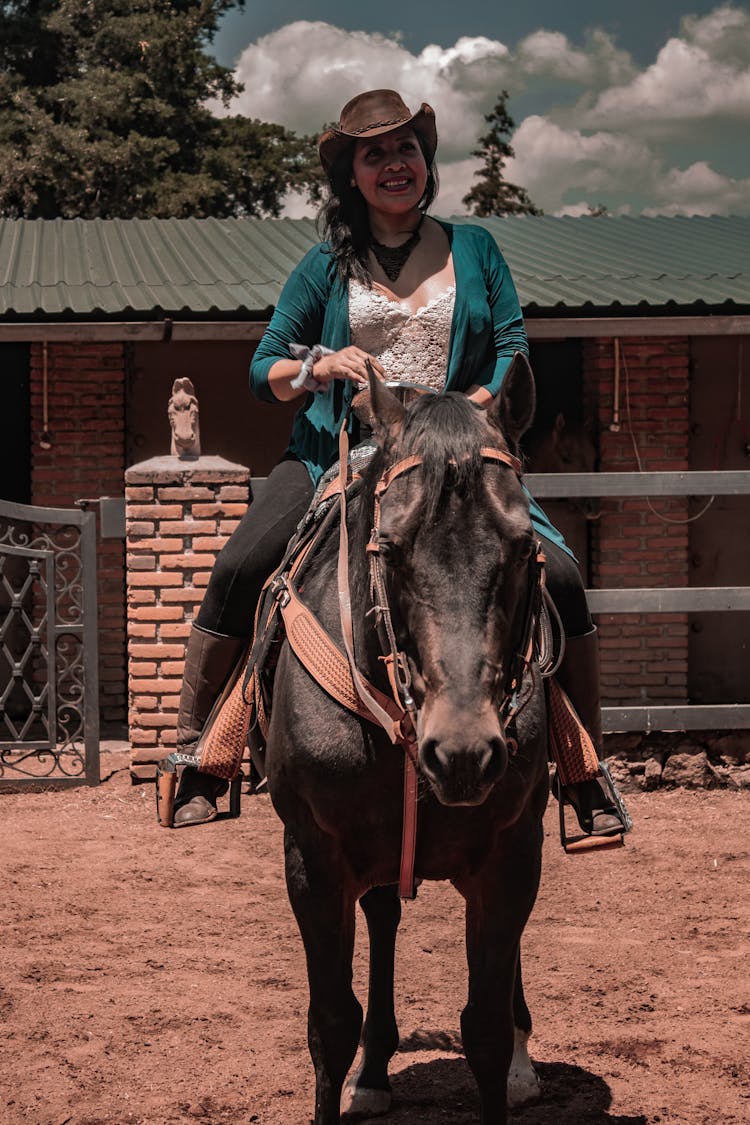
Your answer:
1;750;749;1125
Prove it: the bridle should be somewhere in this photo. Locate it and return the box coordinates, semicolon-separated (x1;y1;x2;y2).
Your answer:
336;414;555;898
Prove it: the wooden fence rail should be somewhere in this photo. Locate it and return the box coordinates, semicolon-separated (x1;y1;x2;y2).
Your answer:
525;470;750;732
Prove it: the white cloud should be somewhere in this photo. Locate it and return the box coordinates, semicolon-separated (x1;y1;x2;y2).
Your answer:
682;2;750;64
516;28;634;87
648;162;750;216
506;116;750;218
581;5;750;130
217;21;484;161
507;116;660;214
434;156;483;215
214;7;750;219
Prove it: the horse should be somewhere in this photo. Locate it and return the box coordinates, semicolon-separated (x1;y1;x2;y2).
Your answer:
264;355;550;1124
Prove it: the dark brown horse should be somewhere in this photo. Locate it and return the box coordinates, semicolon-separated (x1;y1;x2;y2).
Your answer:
265;356;549;1124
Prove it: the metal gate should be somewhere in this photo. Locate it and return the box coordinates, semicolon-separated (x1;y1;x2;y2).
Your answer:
0;499;99;787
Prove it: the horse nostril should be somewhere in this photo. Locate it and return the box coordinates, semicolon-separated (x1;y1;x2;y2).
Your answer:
420;738;442;780
481;736;507;782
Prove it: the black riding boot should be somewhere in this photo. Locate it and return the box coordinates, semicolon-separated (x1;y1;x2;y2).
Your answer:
554;627;625;837
172;624;246;828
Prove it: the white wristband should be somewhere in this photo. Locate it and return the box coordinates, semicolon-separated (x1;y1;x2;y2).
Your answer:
288;343;335;393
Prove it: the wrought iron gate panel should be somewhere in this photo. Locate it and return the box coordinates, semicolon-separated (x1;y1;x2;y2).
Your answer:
0;500;99;786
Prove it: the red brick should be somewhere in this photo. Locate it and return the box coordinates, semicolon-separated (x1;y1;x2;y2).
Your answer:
126;555;157;571
137;713;178;728
130;538;184;553
218;485;249;501
192;537;228;552
156;520;217;535
129;643;185;659
127;623;157;639
158;623;191;640
130;661;158;677
128;504;183;520
128;572;183;587
130;678;173;694
161;661;186;676
157;486;216;501
128;589;157;604
159;554;202;569
130;606;183;622
130;729;159;746
191;503;231;518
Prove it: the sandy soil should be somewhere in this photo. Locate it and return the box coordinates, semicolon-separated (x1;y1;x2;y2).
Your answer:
1;751;749;1125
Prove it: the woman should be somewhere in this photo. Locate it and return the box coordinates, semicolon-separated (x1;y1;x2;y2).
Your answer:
172;89;625;839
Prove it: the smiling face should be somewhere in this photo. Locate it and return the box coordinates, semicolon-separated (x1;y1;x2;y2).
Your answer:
351;126;429;221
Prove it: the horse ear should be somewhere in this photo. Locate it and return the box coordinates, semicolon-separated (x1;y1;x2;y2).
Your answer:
367;362;405;442
488;352;536;448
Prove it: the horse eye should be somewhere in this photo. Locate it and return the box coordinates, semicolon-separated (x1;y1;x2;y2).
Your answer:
518;537;534;561
378;537;402;565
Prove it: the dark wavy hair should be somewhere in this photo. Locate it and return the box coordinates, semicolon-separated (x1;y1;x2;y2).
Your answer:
317;131;439;288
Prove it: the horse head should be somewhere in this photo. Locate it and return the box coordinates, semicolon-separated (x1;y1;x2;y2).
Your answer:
168;377;201;459
366;354;537;807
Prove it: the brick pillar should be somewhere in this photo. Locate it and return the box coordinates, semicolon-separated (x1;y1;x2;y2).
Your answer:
125;456;249;780
584;337;690;707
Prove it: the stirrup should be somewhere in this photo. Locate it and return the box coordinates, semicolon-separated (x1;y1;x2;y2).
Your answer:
557;763;632;855
155;752;243;828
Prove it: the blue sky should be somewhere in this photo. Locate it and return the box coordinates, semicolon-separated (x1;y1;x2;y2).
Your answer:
210;2;750;217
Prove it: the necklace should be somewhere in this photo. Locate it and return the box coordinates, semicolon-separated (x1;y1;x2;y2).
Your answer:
369;215;425;282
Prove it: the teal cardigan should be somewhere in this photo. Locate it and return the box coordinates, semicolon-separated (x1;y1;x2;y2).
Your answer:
250;220;570;555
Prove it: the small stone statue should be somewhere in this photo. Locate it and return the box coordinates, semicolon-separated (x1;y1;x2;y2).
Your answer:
168;378;201;460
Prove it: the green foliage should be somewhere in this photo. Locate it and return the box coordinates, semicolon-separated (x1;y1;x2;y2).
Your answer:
463;91;542;218
0;1;321;218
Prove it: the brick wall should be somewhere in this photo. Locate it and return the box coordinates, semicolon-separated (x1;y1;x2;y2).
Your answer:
125;457;249;779
30;342;126;726
583;337;691;705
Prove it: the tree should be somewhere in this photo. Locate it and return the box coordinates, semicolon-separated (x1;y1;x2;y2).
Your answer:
463;91;542;218
0;1;320;218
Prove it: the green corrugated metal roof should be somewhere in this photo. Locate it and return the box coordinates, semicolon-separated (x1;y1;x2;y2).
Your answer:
1;214;749;319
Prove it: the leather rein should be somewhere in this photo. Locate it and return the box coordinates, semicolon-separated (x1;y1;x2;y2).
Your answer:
334;420;551;898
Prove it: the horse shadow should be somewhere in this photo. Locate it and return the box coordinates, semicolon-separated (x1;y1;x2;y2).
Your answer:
343;1030;647;1123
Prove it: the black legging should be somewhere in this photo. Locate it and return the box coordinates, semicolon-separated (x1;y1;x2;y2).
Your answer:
197;457;592;640
196;458;314;637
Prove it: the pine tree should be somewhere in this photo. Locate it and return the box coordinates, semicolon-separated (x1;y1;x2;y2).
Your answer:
0;1;320;218
463;91;542;218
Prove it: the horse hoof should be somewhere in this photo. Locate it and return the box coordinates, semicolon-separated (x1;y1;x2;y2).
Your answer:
341;1083;392;1117
507;1027;542;1108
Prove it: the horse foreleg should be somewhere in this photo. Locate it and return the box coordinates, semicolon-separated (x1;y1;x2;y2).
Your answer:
342;885;401;1117
284;827;362;1125
508;954;541;1108
456;838;542;1124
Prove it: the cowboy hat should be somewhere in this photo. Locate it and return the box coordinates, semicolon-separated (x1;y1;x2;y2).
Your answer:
318;89;437;173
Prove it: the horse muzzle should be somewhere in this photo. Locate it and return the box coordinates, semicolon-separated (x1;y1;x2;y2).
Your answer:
417;701;508;807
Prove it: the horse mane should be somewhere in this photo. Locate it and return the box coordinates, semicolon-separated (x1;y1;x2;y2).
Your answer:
392;393;489;521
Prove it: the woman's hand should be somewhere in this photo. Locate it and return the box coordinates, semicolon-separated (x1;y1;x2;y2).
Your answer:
313;347;386;388
267;348;386;401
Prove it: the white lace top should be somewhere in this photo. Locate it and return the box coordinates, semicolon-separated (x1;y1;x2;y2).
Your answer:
348;279;456;392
